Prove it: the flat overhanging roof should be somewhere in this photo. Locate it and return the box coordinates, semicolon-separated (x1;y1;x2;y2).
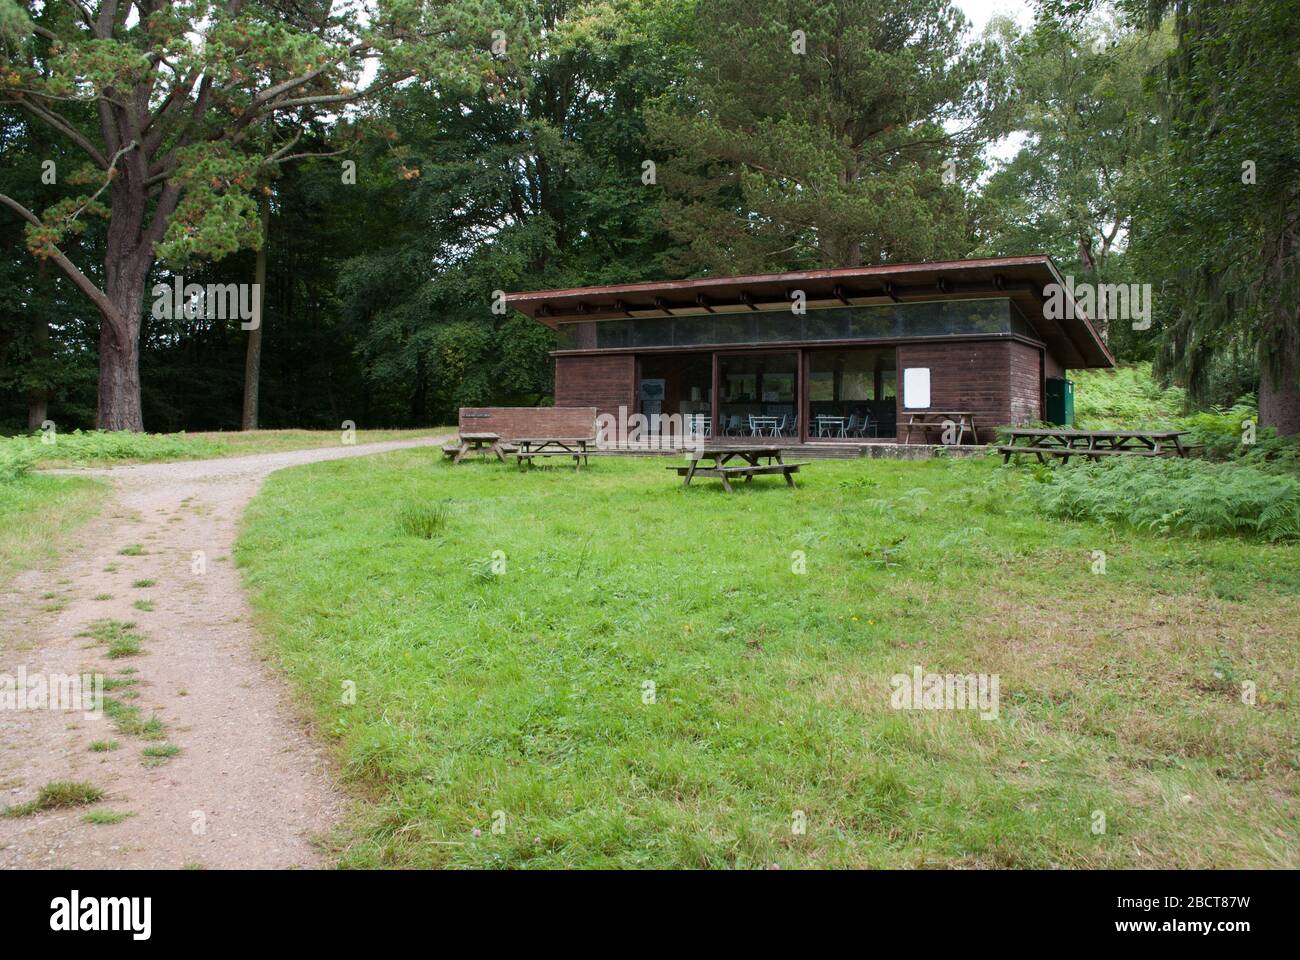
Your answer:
506;255;1115;369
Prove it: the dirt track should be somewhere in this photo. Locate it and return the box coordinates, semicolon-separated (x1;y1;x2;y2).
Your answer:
0;436;444;869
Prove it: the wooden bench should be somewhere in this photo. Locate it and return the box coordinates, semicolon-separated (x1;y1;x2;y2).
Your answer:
514;437;594;469
443;432;508;464
669;460;810;492
447;442;517;455
516;451;584;468
998;428;1192;463
444;442;518;457
995;444;1167;463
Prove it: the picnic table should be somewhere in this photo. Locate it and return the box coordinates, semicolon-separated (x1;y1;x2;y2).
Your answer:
902;410;979;445
442;432;508;464
815;415;847;438
998;428;1193;463
668;445;809;492
514;436;594;469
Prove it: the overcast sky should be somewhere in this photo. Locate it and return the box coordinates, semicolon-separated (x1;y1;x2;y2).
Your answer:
953;0;1037;166
955;0;1036;33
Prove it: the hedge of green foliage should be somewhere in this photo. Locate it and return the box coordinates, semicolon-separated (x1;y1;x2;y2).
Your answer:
1032;456;1300;541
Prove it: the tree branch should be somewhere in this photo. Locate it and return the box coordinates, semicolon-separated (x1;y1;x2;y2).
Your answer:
7;97;109;167
0;192;123;335
63;0;95;31
65;139;138;223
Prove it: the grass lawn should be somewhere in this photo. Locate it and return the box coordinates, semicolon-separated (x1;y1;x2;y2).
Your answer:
235;451;1299;868
0;474;105;587
5;427;447;468
180;428;450;459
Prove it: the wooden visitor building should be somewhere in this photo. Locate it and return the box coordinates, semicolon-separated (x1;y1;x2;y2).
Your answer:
506;256;1114;444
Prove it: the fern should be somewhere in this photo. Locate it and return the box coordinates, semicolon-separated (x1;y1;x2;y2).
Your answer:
1033;458;1300;541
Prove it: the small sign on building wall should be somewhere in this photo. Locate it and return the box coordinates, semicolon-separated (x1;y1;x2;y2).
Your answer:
902;368;931;409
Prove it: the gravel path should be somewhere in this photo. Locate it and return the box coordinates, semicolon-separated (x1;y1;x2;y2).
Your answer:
0;435;446;868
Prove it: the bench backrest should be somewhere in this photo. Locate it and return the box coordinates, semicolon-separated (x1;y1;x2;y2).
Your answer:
458;406;596;441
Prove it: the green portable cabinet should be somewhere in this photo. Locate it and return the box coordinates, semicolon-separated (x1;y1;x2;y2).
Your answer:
1045;377;1074;426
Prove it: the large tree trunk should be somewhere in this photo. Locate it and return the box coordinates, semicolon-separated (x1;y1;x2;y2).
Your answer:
241;196;270;431
96;245;148;431
96;316;144;431
26;314;49;426
1259;347;1300;436
95;167;155;431
27;287;50;430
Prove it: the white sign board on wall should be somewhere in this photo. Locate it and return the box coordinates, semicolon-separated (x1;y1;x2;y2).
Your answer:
902;367;931;409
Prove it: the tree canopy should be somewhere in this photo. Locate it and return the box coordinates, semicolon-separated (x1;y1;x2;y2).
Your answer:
1;0;1296;431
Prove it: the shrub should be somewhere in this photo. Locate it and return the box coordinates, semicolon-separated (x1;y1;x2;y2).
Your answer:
1033;457;1300;541
1183;399;1300;473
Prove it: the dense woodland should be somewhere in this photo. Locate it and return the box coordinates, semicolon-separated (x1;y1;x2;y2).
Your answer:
0;0;1296;433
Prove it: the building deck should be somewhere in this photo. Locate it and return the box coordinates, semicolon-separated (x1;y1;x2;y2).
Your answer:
593;441;990;460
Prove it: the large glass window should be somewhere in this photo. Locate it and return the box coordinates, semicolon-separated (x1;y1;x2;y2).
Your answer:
718;353;799;437
639;353;712;439
808;348;897;439
553;298;1017;351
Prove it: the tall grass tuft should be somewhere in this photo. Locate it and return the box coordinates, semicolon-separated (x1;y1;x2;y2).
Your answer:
395;501;451;539
0;429;224;469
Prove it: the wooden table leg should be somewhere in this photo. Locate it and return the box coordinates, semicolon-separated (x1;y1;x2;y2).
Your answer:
683;457;701;486
452;442;469;465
